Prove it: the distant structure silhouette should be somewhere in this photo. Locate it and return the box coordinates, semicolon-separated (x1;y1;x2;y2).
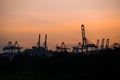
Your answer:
101;39;105;50
24;34;52;56
112;43;120;49
105;39;110;49
80;24;97;53
37;34;41;48
1;24;120;57
72;42;82;53
56;42;70;52
3;41;22;53
2;41;22;59
43;34;48;50
96;39;100;49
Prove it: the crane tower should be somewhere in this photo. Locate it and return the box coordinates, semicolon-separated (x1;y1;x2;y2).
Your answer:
105;39;110;48
81;24;87;47
43;34;48;50
37;34;41;48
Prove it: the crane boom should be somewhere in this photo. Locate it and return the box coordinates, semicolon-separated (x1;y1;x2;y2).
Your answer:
81;24;87;46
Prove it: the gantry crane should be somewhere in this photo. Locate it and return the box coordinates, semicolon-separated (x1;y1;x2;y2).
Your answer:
25;34;50;56
101;39;105;50
56;42;70;52
105;39;110;49
43;34;48;50
14;41;22;52
96;39;100;49
32;34;48;50
81;24;87;52
37;34;41;48
81;24;88;47
72;42;82;52
112;43;120;49
3;41;22;53
81;24;97;53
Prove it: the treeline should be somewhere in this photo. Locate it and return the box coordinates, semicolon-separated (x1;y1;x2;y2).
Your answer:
0;48;120;78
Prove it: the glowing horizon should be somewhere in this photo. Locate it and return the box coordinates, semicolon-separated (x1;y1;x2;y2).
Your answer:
0;0;120;52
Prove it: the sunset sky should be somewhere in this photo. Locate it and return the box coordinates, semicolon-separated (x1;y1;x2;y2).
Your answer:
0;0;120;52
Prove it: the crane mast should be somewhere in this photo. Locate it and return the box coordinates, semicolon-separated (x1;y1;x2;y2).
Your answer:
101;39;105;49
105;39;110;48
43;34;47;49
56;42;70;52
3;41;22;53
81;24;88;52
37;34;41;48
96;39;100;48
81;24;87;47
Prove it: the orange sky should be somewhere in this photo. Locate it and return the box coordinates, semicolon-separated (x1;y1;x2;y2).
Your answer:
0;0;120;52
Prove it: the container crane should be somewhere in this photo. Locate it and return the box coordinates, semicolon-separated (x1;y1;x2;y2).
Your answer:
56;42;70;52
105;39;110;49
37;34;41;48
112;43;120;49
43;34;48;50
81;24;88;47
3;41;22;53
14;41;22;53
101;39;105;50
72;42;82;53
80;24;98;53
96;39;100;49
81;24;88;52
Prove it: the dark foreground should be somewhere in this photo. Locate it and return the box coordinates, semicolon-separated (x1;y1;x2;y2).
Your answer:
0;49;120;80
